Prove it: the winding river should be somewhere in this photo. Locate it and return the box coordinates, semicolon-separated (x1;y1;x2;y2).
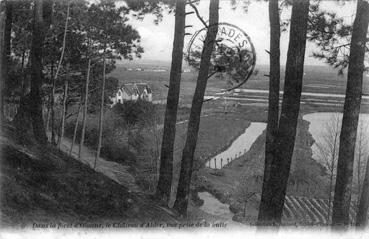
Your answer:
207;122;266;169
303;112;369;165
198;192;234;220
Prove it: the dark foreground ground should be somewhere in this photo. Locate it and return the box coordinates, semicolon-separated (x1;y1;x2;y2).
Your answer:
0;125;180;229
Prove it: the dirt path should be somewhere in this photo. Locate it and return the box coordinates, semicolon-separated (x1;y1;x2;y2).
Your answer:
53;115;212;194
51;133;142;193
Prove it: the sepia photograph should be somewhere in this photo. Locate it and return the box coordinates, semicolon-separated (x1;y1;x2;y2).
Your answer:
0;0;368;237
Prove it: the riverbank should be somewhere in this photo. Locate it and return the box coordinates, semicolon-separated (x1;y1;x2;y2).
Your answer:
194;116;329;225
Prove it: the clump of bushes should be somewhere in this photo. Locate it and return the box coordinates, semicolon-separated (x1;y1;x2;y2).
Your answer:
63;100;158;166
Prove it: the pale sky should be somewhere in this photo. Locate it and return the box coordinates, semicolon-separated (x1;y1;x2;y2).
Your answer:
126;0;357;66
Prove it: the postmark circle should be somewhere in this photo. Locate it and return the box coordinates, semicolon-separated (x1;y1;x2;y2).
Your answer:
187;22;256;91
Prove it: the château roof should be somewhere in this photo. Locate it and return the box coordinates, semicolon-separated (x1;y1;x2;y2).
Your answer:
120;83;152;96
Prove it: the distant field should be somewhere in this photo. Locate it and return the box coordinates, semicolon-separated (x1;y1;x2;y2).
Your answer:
108;68;227;104
109;64;369;103
245;65;369;95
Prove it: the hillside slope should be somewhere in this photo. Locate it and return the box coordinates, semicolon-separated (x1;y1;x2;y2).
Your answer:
0;133;177;228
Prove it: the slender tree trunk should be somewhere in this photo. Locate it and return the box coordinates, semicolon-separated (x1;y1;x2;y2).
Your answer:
356;123;365;208
95;54;106;169
0;11;5;123
328;132;338;223
58;63;69;148
173;0;219;216
4;0;12;58
53;0;69;81
261;0;280;197
332;0;369;228
155;0;186;203
357;146;362;208
50;61;57;145
328;168;334;223
45;61;54;132
152;114;160;181
356;157;369;227
28;0;52;145
79;58;91;158
70;101;82;156
257;0;309;226
20;50;26;96
1;0;12;121
49;0;69;145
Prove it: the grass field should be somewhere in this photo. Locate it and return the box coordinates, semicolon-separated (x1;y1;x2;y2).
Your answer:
109;64;369;102
135;112;253;196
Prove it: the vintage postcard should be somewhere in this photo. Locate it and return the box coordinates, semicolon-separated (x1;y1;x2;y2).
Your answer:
0;0;368;238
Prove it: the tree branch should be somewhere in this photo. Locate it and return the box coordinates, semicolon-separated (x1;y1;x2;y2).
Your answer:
333;43;350;50
189;2;208;28
186;0;200;5
206;70;217;79
202;98;214;103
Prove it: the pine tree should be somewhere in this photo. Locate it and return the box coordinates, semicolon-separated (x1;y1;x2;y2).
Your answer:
261;0;280;199
155;0;186;204
258;0;310;226
173;0;220;216
332;0;369;227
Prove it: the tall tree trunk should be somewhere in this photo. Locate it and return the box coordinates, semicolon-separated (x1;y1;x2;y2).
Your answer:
53;0;69;81
328;132;338;223
58;62;69;148
4;0;12;58
260;0;280;198
49;0;69;145
328;168;334;223
50;61;57;145
356;122;365;209
79;58;91;159
332;0;369;228
357;144;362;209
356;157;369;227
151;114;160;181
155;0;186;203
70;101;82;156
45;60;54;132
28;0;52;145
257;0;309;226
95;54;106;169
21;50;26;96
1;0;12;121
0;11;5;123
173;0;219;216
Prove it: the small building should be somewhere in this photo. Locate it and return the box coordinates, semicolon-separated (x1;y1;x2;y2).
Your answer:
110;83;153;106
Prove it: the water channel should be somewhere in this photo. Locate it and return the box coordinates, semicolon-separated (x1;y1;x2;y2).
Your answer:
207;122;266;169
